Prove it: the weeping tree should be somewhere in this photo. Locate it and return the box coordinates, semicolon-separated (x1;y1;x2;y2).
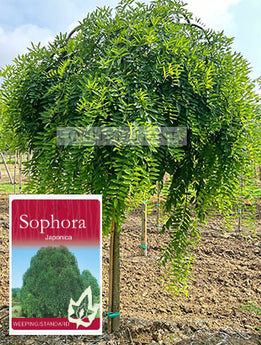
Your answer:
20;247;84;318
1;0;260;332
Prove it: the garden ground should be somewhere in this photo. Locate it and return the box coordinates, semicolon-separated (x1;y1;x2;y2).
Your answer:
0;193;260;344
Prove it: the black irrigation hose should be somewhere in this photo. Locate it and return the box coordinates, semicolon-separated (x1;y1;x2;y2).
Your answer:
0;314;8;321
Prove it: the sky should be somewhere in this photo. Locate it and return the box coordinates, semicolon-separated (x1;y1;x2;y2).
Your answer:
0;0;260;85
12;246;101;289
0;0;260;83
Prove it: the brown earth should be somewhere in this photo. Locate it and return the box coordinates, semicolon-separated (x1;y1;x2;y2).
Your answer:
0;193;260;344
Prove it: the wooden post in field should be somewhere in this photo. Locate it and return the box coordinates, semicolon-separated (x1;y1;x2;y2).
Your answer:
108;220;120;333
27;151;32;176
140;201;148;256
237;175;243;232
14;151;17;194
0;152;13;184
156;181;160;227
19;154;22;194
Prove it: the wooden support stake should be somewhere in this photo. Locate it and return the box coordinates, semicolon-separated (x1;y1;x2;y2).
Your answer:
0;152;13;184
156;181;160;227
238;211;242;232
108;222;114;333
19;154;22;194
140;202;148;256
108;220;120;333
237;176;243;232
14;151;17;194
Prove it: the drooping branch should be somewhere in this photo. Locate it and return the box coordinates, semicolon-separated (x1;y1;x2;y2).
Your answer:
66;23;82;43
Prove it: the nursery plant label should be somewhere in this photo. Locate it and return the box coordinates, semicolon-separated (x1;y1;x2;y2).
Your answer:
9;195;102;335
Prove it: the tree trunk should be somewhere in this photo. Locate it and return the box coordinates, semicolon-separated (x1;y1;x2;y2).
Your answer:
0;152;13;184
108;220;120;332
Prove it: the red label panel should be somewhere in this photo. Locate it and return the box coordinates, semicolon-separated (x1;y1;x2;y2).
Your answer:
12;199;100;246
12;318;100;330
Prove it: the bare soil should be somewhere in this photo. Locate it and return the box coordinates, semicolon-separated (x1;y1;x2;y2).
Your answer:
0;193;260;344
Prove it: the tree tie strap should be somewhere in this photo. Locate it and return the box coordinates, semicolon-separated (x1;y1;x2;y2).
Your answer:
103;312;120;319
142;200;148;204
139;245;147;249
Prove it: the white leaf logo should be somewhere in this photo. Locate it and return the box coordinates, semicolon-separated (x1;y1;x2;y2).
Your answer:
68;286;99;328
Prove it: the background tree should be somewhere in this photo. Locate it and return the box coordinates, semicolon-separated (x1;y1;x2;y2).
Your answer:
20;246;83;318
12;288;21;302
1;0;260;331
81;270;100;302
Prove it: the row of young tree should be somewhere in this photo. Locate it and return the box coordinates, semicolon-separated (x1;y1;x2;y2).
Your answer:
14;247;100;318
1;0;260;332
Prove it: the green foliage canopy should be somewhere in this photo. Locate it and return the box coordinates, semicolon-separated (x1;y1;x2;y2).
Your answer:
81;270;100;302
20;246;84;318
12;288;21;302
1;0;260;291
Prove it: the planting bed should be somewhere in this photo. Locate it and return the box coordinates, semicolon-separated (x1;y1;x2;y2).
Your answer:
0;193;260;344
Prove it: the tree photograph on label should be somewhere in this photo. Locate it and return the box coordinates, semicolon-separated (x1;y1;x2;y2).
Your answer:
13;246;100;320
